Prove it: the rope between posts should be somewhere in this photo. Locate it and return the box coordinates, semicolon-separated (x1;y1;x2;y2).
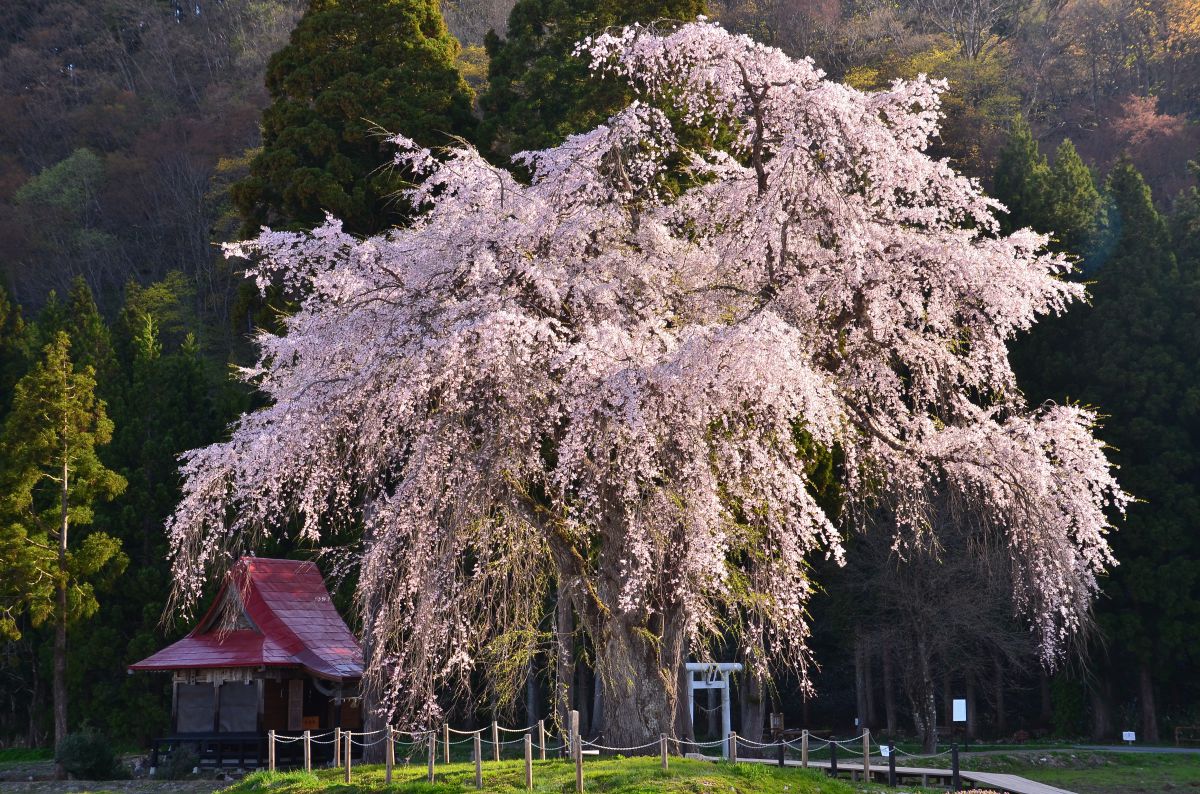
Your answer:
734;737;787;749
447;727;484;735
352;736;389;747
496;725;534;733
785;739;830;752
894;747;954;758
581;739;661;753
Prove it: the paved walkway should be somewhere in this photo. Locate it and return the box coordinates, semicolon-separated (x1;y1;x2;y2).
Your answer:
689;753;1078;794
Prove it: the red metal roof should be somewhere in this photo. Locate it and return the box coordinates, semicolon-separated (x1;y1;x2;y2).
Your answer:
130;558;363;681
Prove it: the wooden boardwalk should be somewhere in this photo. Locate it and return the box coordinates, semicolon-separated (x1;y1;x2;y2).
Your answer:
688;753;1078;794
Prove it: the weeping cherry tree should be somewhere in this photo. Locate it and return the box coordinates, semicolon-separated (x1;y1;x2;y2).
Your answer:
167;21;1127;747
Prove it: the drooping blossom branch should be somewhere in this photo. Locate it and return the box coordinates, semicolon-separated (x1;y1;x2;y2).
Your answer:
166;20;1126;739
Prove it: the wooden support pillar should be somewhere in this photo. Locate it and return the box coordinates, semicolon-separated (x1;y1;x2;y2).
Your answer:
444;723;450;764
660;734;668;770
524;734;533;790
863;729;871;780
571;710;582;793
303;730;311;773
538;719;546;760
801;730;809;768
474;733;483;790
385;726;394;784
428;731;436;783
492;720;500;762
343;732;352;784
267;730;275;772
729;732;738;763
334;727;342;767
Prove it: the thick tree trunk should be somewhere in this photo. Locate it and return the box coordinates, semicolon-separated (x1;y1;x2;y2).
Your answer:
1089;679;1113;740
909;636;938;753
54;453;69;778
592;606;686;750
882;643;897;735
1139;662;1159;743
360;684;387;763
554;585;574;735
739;668;767;746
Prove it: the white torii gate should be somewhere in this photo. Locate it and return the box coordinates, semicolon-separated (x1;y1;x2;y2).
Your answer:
685;661;742;759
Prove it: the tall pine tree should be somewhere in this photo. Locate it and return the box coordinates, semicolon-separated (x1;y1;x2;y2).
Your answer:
991;114;1050;235
1088;162;1198;743
0;332;126;755
232;0;477;236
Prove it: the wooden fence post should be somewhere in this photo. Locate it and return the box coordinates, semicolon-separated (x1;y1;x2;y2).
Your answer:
474;732;483;790
863;729;871;781
660;733;668;770
729;732;738;763
538;719;546;761
444;723;450;764
334;727;342;768
492;720;500;762
267;730;275;772
303;730;311;773
801;730;809;768
385;726;394;784
428;730;436;783
344;732;352;784
571;710;582;793
524;734;533;789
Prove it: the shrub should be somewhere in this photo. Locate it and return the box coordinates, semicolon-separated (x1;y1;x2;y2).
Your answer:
55;730;121;779
157;744;199;780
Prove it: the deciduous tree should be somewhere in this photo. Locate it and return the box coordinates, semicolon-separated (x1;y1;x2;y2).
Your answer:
169;22;1126;746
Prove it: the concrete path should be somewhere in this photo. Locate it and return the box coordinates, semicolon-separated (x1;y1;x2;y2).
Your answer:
688;752;1078;794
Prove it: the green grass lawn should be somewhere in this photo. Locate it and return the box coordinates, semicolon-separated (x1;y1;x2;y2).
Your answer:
954;750;1200;794
217;756;922;794
0;746;53;765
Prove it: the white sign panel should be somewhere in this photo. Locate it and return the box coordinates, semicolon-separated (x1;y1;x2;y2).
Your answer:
1122;731;1136;742
953;698;967;723
880;745;891;757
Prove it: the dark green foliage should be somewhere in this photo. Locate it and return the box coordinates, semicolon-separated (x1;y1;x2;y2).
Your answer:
1008;155;1200;738
478;0;706;159
54;730;121;779
1046;139;1104;261
232;0;478;236
992;115;1050;234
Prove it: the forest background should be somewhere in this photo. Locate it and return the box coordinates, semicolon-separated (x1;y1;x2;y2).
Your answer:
0;0;1197;754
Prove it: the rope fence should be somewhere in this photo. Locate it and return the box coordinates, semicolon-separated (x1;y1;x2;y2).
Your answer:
260;718;967;791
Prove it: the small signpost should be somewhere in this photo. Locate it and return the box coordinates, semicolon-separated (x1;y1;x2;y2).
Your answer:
1123;731;1137;744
